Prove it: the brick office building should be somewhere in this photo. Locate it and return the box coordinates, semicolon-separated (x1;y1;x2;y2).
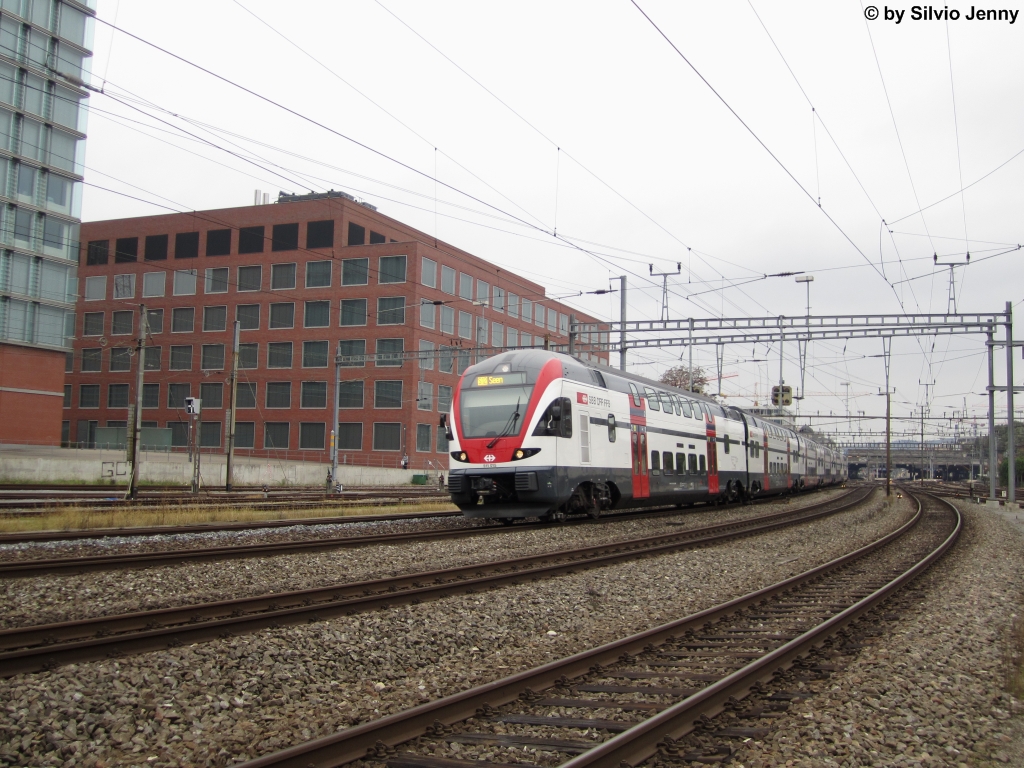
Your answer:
65;192;609;468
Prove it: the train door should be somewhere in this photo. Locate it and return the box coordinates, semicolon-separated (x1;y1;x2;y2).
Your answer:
763;430;770;491
786;437;793;489
705;414;719;494
630;424;649;498
579;410;591;464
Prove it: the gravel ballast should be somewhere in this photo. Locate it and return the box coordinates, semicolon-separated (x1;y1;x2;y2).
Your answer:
0;490;851;629
0;490;910;767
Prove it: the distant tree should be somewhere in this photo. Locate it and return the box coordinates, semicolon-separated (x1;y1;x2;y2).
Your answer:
999;455;1024;487
659;365;709;394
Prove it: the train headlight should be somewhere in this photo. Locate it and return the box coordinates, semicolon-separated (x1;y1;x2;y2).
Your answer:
450;451;469;462
459;452;467;462
511;448;541;461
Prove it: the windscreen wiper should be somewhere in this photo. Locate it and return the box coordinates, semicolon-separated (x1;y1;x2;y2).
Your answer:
487;398;520;449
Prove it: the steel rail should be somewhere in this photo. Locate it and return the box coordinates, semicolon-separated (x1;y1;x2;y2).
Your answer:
0;487;854;574
233;488;955;768
0;488;872;676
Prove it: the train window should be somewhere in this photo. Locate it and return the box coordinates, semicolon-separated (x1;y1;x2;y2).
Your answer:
699;455;707;475
644;387;661;411
678;398;693;418
663;451;674;474
723;435;730;454
607;413;616;442
660;391;675;413
689;454;698;474
651;450;661;474
628;383;642;408
676;453;686;474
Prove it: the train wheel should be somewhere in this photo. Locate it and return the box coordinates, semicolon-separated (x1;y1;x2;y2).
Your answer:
499;517;515;526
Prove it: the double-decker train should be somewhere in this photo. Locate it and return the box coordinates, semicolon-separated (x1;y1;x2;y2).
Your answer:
441;349;846;522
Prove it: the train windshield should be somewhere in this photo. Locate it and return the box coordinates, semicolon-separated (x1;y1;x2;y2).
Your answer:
459;385;533;439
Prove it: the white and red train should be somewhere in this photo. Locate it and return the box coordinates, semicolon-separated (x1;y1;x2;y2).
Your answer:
441;349;846;522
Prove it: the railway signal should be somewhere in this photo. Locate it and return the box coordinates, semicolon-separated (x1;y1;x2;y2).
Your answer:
771;385;793;406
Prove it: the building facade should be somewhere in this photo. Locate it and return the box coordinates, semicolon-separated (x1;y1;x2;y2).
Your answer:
66;192;608;468
0;0;93;444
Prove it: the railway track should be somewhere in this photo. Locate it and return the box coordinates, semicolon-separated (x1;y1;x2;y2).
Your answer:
232;486;956;768
0;488;858;576
0;486;875;676
0;486;451;516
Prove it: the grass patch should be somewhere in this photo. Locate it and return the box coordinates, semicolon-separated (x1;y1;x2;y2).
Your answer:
0;501;459;534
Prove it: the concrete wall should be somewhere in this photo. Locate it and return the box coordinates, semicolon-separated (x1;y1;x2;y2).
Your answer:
0;446;438;487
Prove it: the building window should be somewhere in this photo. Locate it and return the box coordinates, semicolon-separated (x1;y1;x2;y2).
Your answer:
201;344;225;370
264;422;290;449
306;220;334;249
377;296;405;325
266;382;291;408
375;338;404;367
305;260;331;288
304;300;330;328
144;234;168;261
522;332;532;348
416;423;431;452
493;287;505;313
441;265;456;295
339;339;366;367
237;304;259;330
142;272;165;297
438;385;453;413
205;267;229;294
417;381;432;411
235;422;255;448
171;307;195;333
169;345;193;370
237;265;262;292
421;257;437;288
144;346;161;371
438;345;453;374
200;382;223;409
109;348;131;372
173;269;197;296
559;313;569;335
113;274;136;299
303;340;328;368
146;309;163;334
206;229;231;256
114;237;138;263
340;298;367;326
80;349;102;373
492;322;503;347
458;311;472;339
238;343;258;369
175;231;200;259
86;240;109;265
476;316;488;345
267;341;293;368
63;384;71;408
459;273;473;300
374;380;403;408
379;255;407;284
419;339;434;370
338;381;363;408
534;303;545;327
239;226;264;254
82;312;103;336
420;300;436;329
271;223;299;251
142;383;160;409
347;221;365;246
104;383;129;409
372;423;402;451
440;305;455;335
79;384;100;408
203;306;227;332
299;422;325;449
521;298;533;325
200;422;222;448
269;302;294;329
337;422;362;450
84;275;106;301
508;293;519;318
370;230;386;244
507;328;518;347
341;258;369;285
271;262;296;290
66;351;74;373
476;279;489;306
548;308;558;332
436;425;449;452
236;382;257;408
300;381;327;408
168;383;191;408
169;423;189;447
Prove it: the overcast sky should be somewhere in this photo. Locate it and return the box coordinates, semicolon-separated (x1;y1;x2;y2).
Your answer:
81;1;1024;444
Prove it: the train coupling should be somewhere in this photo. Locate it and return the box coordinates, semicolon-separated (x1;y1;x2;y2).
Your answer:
470;476;497;501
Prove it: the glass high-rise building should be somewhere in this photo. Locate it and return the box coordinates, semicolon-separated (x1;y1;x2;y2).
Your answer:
0;0;92;445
